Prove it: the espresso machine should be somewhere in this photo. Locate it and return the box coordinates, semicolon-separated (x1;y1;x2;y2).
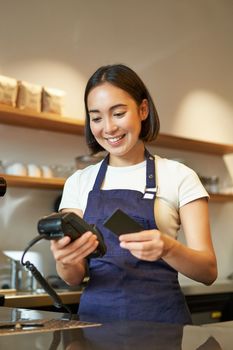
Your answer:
0;178;7;303
0;177;6;197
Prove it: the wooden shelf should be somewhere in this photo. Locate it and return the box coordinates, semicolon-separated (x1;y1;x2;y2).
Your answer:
2;174;65;190
2;174;233;201
1;104;233;155
209;193;233;202
0;105;233;201
155;134;233;156
0;104;84;135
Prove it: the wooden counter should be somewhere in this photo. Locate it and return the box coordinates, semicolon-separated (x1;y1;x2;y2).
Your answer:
1;289;82;308
3;280;233;309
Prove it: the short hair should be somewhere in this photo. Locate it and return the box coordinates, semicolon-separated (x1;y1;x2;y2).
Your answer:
84;64;160;154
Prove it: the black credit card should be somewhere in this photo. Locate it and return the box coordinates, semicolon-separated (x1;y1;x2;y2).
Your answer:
103;208;143;236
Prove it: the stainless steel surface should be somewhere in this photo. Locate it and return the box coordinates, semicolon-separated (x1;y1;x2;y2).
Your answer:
2;250;43;291
10;259;36;291
0;252;11;289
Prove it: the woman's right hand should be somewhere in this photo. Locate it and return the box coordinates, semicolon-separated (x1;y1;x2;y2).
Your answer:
50;231;99;286
50;231;99;266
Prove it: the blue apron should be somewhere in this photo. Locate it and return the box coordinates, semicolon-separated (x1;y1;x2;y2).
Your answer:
79;149;192;324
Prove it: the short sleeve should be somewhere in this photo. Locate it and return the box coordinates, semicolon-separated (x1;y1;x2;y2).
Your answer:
178;166;209;208
59;171;82;211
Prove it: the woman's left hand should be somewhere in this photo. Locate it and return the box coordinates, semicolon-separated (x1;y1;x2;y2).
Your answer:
119;230;167;261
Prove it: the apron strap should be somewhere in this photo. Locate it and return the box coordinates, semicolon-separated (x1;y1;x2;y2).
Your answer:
92;149;157;199
143;149;157;200
93;154;109;190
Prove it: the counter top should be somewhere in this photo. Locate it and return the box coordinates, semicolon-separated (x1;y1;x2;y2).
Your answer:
0;307;232;349
181;280;233;296
2;279;233;310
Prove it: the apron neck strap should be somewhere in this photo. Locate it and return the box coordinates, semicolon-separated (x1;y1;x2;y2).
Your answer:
143;149;157;200
93;154;109;190
93;149;157;194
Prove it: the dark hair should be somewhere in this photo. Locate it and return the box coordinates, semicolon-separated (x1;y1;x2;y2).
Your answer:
84;64;160;154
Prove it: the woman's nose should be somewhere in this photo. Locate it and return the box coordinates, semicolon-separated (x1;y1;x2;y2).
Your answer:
103;118;117;134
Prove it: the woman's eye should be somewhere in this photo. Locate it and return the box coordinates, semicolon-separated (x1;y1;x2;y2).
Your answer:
91;116;102;123
114;112;126;117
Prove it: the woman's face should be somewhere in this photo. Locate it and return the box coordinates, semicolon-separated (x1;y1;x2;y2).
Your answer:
87;82;148;165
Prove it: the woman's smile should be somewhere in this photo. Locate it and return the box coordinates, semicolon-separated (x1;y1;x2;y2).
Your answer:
105;134;126;145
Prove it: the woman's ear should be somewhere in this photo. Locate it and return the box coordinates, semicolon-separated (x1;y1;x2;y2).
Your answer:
139;99;149;121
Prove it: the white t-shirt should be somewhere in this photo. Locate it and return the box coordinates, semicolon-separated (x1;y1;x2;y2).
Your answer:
59;155;208;238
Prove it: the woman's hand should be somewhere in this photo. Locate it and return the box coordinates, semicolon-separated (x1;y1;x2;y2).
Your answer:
50;231;99;266
119;229;168;261
50;231;99;286
119;199;217;285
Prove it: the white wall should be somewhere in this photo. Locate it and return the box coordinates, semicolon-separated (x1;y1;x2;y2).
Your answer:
0;0;233;280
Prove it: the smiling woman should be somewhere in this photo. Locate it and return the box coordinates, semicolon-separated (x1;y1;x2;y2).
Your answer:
50;64;217;325
84;64;160;157
87;83;149;165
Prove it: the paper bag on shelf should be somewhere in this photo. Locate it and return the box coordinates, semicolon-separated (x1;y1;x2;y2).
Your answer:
16;80;42;112
223;153;233;184
0;75;18;107
42;87;66;115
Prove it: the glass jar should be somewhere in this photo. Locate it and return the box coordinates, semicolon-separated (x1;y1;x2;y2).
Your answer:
0;160;5;174
200;176;219;194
